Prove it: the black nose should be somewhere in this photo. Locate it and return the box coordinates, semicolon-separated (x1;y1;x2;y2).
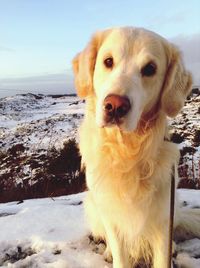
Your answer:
103;94;131;123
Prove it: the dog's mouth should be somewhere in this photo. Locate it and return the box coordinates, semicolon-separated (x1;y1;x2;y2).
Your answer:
103;116;124;128
102;94;131;128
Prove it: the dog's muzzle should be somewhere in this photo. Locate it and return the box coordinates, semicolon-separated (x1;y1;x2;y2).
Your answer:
103;94;131;125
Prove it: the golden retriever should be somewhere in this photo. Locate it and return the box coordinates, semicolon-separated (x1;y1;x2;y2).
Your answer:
72;27;200;268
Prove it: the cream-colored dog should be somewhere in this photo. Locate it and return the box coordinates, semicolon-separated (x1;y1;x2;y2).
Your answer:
72;27;200;268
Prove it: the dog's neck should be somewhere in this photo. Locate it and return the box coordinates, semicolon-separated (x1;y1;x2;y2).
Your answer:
93;111;167;180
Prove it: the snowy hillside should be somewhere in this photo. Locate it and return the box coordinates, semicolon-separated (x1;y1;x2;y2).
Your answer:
0;94;85;202
0;90;200;203
0;93;84;151
0;190;200;267
170;88;200;188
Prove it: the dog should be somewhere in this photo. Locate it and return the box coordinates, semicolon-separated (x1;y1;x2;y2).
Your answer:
72;27;200;268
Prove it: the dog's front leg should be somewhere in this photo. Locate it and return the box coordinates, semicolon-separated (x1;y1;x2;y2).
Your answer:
102;218;132;268
152;226;169;268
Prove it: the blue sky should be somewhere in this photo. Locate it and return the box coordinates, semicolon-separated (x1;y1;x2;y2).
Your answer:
0;0;200;97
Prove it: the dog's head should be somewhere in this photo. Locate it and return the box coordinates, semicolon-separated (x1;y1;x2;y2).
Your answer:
72;27;192;132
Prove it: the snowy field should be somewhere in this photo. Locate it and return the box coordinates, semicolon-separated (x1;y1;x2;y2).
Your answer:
0;190;200;267
0;192;110;268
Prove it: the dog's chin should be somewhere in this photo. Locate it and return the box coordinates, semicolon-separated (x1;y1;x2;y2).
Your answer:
96;116;138;133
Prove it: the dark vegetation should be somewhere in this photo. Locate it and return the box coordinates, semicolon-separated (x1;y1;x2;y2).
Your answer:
0;139;86;203
0;246;36;265
172;130;200;189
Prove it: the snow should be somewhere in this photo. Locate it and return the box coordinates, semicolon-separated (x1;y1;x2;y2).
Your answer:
0;94;84;151
0;192;110;268
0;190;200;267
176;253;200;268
178;189;200;208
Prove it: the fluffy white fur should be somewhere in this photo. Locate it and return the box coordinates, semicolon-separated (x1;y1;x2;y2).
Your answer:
72;27;200;268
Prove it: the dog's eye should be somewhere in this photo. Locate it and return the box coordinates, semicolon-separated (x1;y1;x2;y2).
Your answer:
141;62;157;77
104;57;114;68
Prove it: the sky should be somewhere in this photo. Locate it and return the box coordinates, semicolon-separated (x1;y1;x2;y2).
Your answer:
0;0;200;97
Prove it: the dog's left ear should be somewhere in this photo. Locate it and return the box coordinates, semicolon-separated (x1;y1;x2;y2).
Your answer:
72;31;104;98
161;42;192;117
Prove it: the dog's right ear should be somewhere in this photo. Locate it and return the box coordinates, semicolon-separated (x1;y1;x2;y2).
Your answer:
72;32;103;98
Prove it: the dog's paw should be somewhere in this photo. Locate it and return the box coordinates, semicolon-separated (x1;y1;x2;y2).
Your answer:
92;242;106;255
104;247;113;263
88;234;107;255
88;234;104;244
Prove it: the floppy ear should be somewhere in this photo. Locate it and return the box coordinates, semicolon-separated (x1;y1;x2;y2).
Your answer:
161;43;192;117
72;32;102;98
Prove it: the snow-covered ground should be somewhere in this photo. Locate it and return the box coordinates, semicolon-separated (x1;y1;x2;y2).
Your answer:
0;190;200;267
0;192;110;268
0;93;84;151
